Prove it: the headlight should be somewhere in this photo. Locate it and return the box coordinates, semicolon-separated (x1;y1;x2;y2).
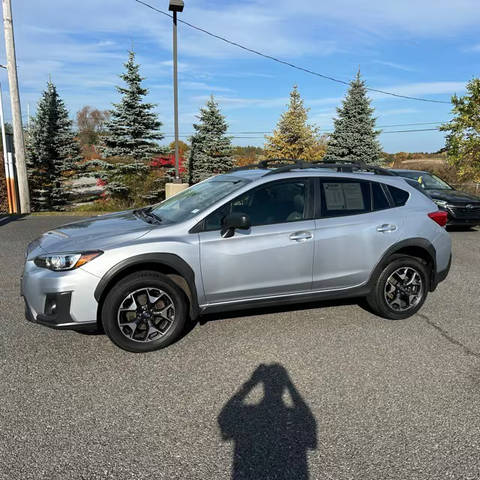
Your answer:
433;199;449;208
34;251;103;271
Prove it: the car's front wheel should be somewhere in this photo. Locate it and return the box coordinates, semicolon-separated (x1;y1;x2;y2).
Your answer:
102;271;188;353
366;254;429;320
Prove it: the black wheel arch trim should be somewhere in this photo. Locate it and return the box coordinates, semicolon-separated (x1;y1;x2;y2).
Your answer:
367;237;439;292
94;253;200;320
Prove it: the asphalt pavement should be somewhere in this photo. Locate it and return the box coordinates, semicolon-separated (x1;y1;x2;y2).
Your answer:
1;216;479;480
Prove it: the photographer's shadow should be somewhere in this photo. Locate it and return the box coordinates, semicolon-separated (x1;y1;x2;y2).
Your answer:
218;364;317;480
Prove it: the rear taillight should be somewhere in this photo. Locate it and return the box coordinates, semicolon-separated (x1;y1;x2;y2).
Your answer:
428;210;448;227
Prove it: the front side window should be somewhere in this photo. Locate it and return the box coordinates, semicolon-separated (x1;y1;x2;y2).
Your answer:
151;175;249;224
320;179;371;217
203;179;311;231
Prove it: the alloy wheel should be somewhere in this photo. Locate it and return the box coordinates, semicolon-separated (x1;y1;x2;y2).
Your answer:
117;287;175;343
384;266;424;312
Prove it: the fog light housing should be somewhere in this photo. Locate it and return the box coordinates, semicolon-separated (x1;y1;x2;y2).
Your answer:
45;300;57;315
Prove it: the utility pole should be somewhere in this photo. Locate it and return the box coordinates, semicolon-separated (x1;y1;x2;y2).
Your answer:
2;0;30;213
0;80;17;213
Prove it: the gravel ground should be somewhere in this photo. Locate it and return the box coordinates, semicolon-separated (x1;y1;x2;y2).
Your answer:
0;216;479;480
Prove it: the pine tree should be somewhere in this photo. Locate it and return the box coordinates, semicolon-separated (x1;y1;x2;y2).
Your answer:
264;86;326;161
96;50;164;200
188;96;233;183
324;71;382;165
26;81;81;211
104;50;163;162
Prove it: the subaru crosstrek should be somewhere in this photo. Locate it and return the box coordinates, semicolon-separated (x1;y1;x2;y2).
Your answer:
21;161;452;353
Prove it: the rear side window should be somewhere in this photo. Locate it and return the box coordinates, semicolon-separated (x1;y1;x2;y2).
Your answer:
371;182;390;211
387;185;410;206
321;180;371;217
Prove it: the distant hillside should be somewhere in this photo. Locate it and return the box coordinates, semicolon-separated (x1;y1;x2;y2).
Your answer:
393;157;447;169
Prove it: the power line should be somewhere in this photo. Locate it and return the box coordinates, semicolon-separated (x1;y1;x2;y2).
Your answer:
381;128;439;134
161;121;447;136
135;0;451;105
376;121;445;128
161;127;442;139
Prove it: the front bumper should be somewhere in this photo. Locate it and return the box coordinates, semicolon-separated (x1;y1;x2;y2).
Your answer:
447;217;480;226
24;292;97;330
21;260;100;331
444;205;480;226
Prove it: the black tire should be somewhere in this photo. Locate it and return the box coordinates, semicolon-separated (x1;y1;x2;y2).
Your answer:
366;254;429;320
101;270;188;353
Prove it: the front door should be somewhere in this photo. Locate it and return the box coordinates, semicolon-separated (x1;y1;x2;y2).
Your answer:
198;178;315;304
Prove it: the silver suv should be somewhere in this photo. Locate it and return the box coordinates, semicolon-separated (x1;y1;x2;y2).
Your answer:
22;161;452;353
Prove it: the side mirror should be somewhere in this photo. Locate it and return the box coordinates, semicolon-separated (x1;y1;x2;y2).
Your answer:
221;212;251;238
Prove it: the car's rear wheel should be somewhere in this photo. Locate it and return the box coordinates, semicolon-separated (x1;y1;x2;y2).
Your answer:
366;254;429;320
102;271;187;352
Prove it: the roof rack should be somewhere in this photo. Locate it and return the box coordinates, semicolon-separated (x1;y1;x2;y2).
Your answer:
228;158;298;172
228;158;396;176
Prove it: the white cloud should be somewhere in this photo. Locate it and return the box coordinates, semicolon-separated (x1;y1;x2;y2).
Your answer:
181;81;233;92
271;0;480;36
371;81;466;99
464;43;480;52
377;108;420;116
372;60;416;72
190;95;289;109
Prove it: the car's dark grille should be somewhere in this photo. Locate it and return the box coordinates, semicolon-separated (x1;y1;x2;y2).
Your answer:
448;204;480;218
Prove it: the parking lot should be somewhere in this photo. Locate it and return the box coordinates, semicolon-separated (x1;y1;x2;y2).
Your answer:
1;215;479;480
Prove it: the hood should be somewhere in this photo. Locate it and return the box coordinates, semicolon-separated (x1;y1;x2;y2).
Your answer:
427;188;480;204
28;210;154;256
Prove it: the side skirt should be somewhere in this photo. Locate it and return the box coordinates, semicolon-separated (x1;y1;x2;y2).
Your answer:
200;285;371;315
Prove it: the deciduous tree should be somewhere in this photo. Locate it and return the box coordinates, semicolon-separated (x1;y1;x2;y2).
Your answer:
76;106;110;147
440;78;480;181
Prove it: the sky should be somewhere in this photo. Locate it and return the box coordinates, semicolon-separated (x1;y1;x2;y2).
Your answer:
3;0;480;153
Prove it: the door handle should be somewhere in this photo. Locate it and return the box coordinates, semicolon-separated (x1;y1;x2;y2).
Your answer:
289;231;313;241
376;224;397;233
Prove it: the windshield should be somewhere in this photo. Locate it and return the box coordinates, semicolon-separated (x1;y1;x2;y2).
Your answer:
151;176;249;224
398;172;452;190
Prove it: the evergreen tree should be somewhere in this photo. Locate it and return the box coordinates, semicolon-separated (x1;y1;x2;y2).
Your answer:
188;96;233;183
26;81;81;211
264;86;326;161
90;50;165;201
324;71;382;165
440;78;480;181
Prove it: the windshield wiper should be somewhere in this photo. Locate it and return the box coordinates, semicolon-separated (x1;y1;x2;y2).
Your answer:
133;207;161;224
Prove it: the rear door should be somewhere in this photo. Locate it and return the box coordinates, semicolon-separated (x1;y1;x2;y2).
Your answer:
198;178;316;304
312;178;404;290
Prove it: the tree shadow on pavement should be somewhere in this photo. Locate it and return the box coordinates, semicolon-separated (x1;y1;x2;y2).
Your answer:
218;364;317;480
0;214;27;227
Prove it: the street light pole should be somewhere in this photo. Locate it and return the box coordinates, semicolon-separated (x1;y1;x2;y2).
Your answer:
169;0;184;184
